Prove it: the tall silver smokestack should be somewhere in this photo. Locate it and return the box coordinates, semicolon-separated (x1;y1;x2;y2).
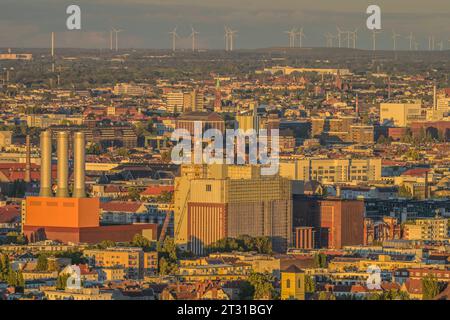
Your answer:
56;131;69;197
39;130;52;197
72;132;86;198
25;135;31;183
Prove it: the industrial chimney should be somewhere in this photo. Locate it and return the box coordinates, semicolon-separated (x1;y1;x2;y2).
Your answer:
56;131;69;197
72;132;86;198
39;130;52;197
25;135;31;183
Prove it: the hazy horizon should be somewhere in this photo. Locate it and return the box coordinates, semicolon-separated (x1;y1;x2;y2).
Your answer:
1;0;450;50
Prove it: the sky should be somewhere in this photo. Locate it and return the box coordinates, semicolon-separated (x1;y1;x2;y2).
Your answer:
1;0;450;50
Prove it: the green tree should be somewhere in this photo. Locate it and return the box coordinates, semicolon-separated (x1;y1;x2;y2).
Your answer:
157;237;178;275
367;289;409;300
158;257;178;276
117;148;130;157
0;254;10;281
7;269;24;288
95;240;116;249
238;281;255;300
318;291;336;300
305;275;315;293
399;185;412;198
5;232;27;245
47;259;59;272
131;234;152;250
56;273;71;290
35;254;48;271
128;187;141;201
313;253;327;268
422;275;443;300
248;272;275;300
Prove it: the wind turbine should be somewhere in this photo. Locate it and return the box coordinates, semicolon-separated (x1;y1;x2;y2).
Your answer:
110;29;113;50
337;27;344;48
224;26;230;51
112;28;123;52
406;32;414;51
325;33;334;48
392;30;401;51
284;28;297;48
429;35;435;51
346;30;352;48
372;30;382;51
228;27;238;51
190;26;199;52
169;27;179;52
296;28;305;48
351;28;358;49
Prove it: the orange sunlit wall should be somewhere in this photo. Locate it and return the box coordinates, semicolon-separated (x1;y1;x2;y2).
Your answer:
25;197;100;228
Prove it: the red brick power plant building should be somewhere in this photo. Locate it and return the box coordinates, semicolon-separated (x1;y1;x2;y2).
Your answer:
23;130;157;244
293;196;365;249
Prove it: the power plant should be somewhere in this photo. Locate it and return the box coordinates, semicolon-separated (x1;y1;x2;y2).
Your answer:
24;130;157;244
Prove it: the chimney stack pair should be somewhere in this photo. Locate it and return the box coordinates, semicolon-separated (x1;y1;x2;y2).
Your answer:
39;130;86;198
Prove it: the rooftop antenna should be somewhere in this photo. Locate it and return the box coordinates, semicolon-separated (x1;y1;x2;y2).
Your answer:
392;30;401;51
169;27;179;52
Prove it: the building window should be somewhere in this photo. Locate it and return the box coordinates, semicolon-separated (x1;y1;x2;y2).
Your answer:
286;279;291;289
206;184;212;192
298;279;301;288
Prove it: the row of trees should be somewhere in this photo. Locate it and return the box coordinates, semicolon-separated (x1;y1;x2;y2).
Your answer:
239;272;277;300
0;253;25;288
206;236;273;255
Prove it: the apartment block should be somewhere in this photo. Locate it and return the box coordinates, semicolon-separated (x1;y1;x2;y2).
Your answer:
279;158;382;183
83;247;158;279
403;218;449;241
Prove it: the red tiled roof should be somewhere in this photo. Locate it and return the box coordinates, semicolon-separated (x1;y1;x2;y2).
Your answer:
401;168;430;177
0;205;20;223
404;278;423;294
100;201;144;213
140;185;174;196
0;163;57;182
